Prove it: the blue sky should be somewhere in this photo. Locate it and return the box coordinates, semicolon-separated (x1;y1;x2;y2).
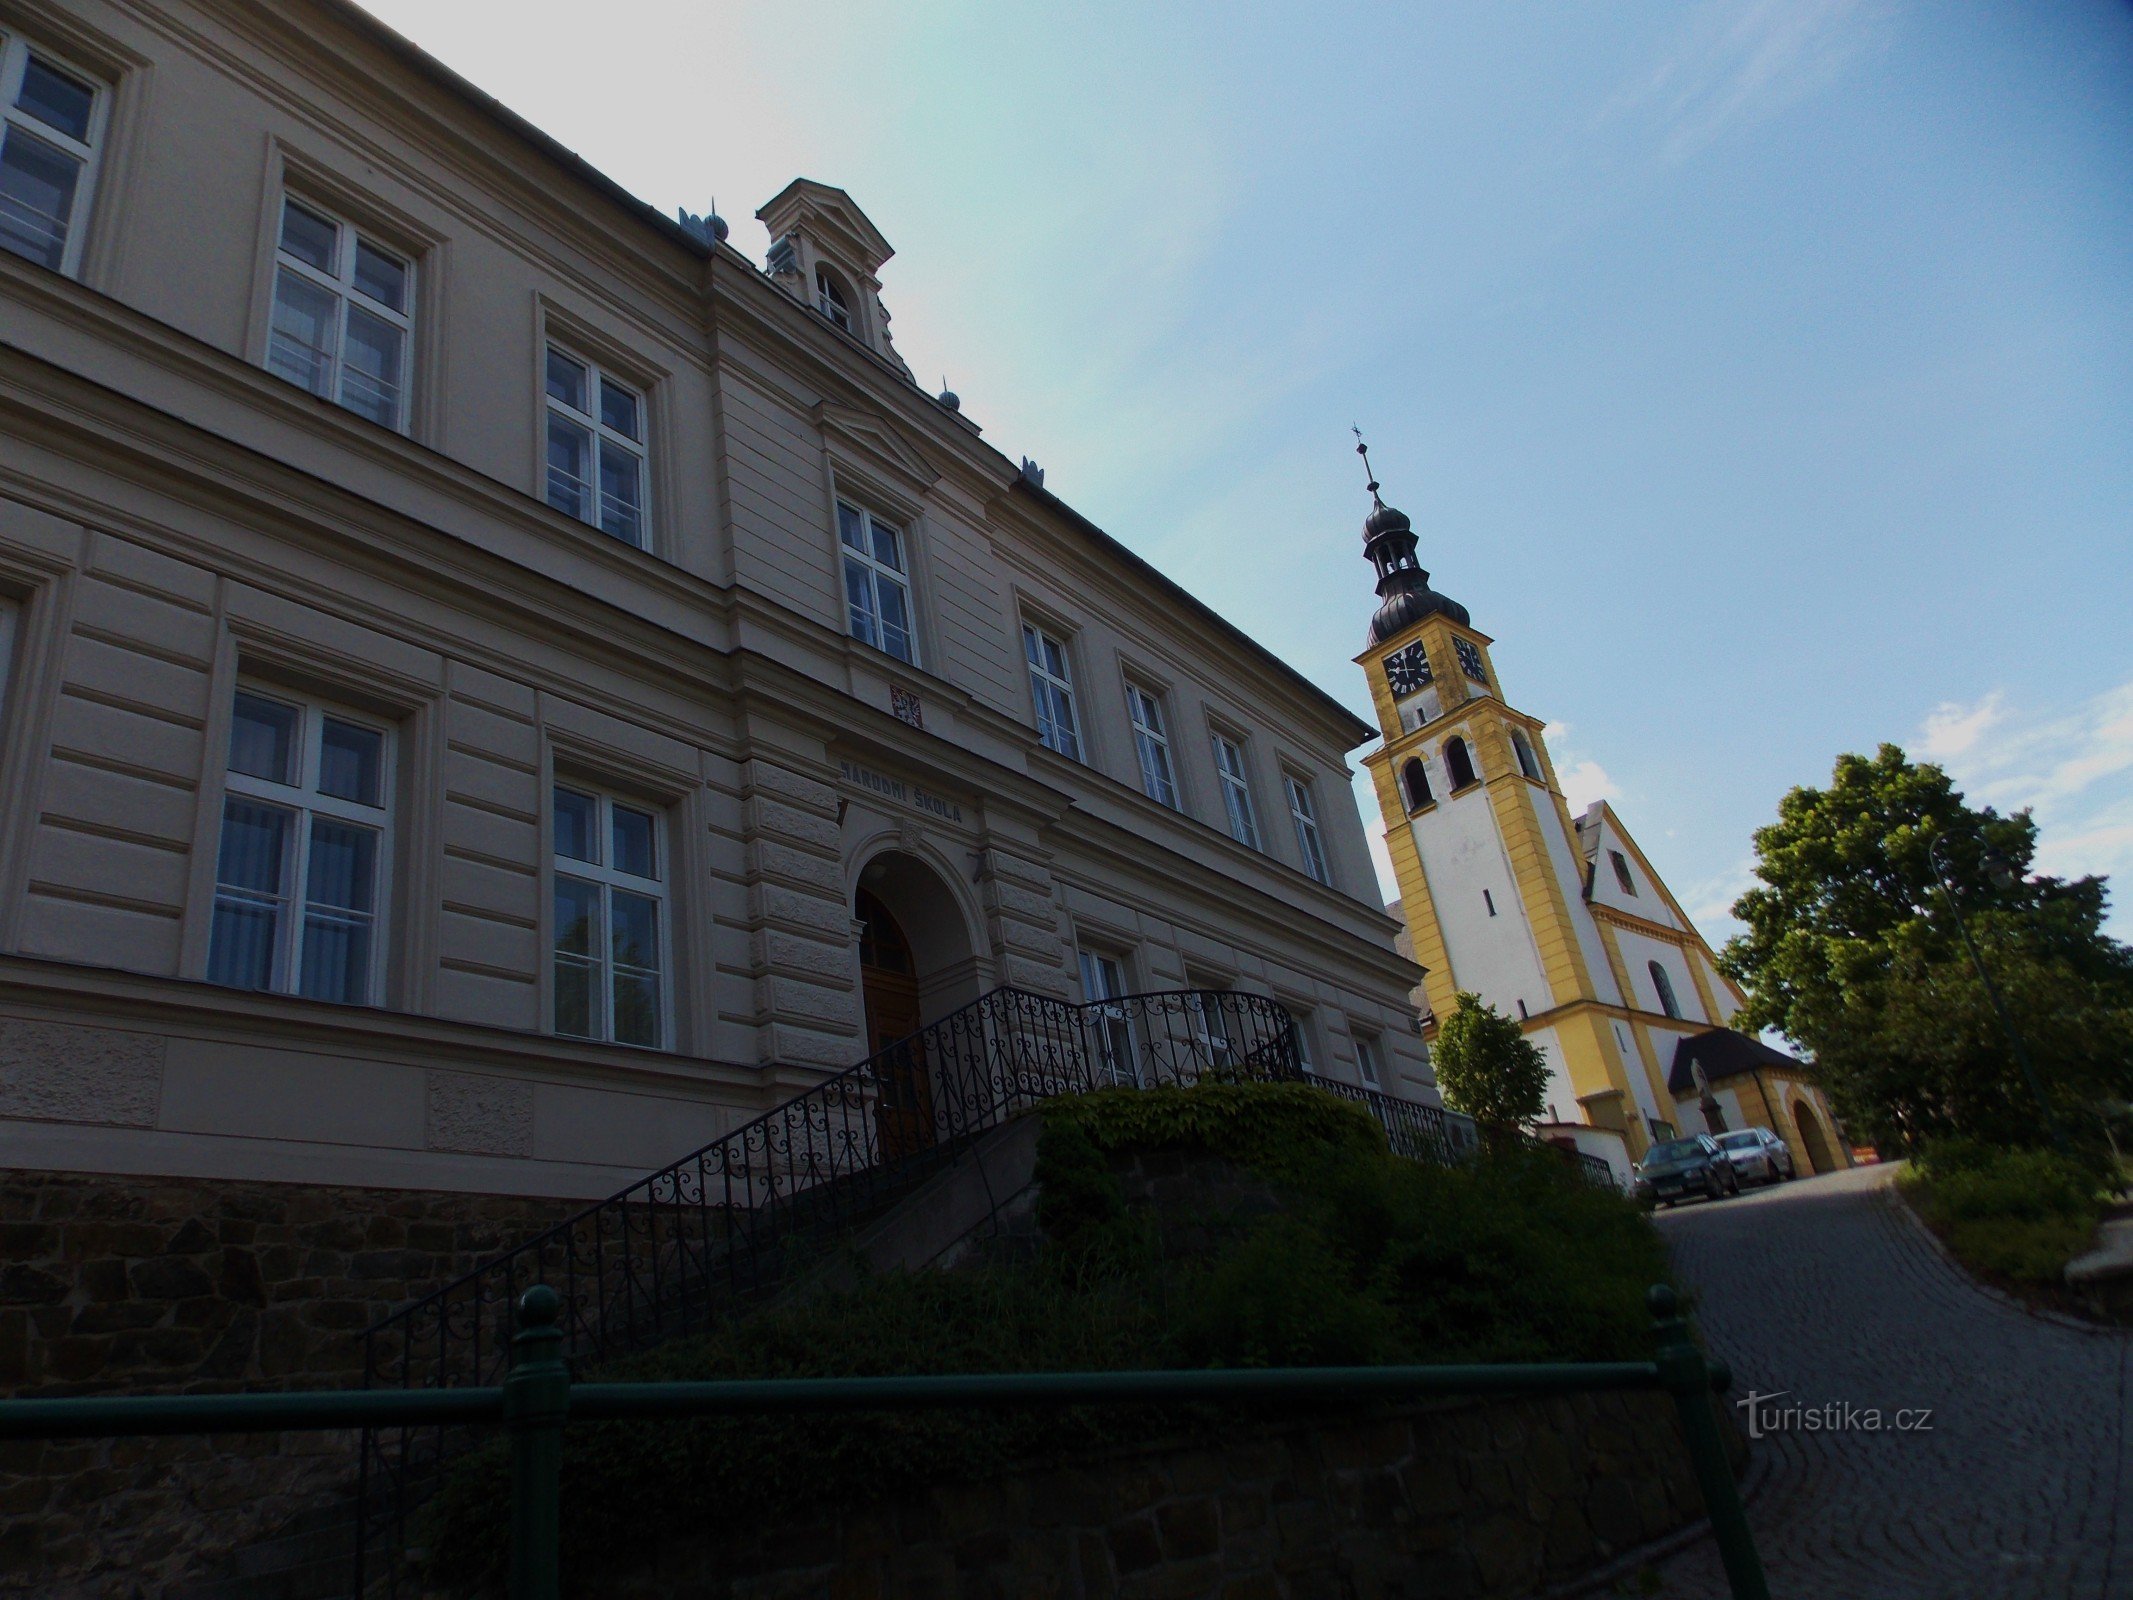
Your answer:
365;0;2133;942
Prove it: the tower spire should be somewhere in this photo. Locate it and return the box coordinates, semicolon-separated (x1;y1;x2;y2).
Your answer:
1348;432;1468;643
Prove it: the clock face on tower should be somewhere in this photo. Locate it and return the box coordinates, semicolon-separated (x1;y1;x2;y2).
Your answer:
1384;642;1433;696
1454;638;1488;685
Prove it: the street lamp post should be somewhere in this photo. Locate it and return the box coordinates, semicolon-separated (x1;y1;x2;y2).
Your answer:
1924;834;2067;1152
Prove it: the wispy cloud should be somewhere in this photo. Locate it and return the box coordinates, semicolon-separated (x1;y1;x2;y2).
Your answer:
1542;721;1623;813
1918;678;2133;935
1608;0;1892;162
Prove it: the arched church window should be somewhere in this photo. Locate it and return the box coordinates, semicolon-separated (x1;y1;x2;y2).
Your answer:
1648;960;1681;1020
816;268;852;331
1401;757;1433;812
1445;737;1478;791
1512;730;1542;782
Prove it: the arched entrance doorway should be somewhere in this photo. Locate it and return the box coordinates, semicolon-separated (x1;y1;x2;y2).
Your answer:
851;849;983;1160
1793;1099;1835;1175
856;887;932;1158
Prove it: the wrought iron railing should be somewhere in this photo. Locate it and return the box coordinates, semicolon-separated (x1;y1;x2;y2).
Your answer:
354;985;1299;1593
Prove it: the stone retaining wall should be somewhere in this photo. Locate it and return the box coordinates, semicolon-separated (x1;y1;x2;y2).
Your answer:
590;1387;1740;1600
0;1171;578;1596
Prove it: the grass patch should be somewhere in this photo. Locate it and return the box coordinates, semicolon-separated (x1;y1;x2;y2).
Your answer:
420;1081;1667;1593
1899;1139;2110;1287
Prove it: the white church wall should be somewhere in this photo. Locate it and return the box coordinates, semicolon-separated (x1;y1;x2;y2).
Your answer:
1696;950;1742;1025
1612;927;1711;1025
1528;787;1624;1007
1527;1024;1581;1127
1586;814;1682;930
1609;1018;1667;1131
1408;784;1555;1020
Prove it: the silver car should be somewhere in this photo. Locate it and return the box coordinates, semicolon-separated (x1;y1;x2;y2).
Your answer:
1715;1127;1794;1186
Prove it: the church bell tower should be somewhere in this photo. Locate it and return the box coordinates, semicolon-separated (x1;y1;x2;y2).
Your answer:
1350;439;1666;1154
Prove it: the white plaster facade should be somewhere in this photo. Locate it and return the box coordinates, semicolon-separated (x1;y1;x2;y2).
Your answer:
0;0;1426;1200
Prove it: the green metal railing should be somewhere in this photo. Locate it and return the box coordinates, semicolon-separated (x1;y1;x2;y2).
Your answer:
1;1283;1768;1600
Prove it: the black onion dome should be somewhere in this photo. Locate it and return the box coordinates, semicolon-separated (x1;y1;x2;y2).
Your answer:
1363;497;1412;540
1369;582;1469;644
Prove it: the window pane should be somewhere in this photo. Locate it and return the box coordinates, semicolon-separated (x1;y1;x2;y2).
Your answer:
351;238;406;313
599;377;640;440
553;787;597;862
553;955;596;1039
0;126;83;270
267;268;339;396
845;557;878;647
216;799;291;895
318;718;383;805
306;819;377;914
1022;624;1043;669
340;304;405;427
597;437;644;544
545;347;587;412
612;970;660;1048
228;693;299;783
278;201;338;271
208;895;280;990
554;876;598;957
1043;636;1068;679
876;575;912;662
298;911;371;1004
546;415;591;520
870;521;903;572
610;889;660;970
838;501;867;553
610;806;657;880
18;58;95;143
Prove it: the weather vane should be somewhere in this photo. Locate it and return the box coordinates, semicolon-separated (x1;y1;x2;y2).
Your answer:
1352;424;1380;497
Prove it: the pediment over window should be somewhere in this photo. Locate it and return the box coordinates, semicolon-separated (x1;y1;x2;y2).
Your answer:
816;403;942;497
759;179;894;273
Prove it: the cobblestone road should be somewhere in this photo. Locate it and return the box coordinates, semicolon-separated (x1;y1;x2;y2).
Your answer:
1641;1162;2130;1599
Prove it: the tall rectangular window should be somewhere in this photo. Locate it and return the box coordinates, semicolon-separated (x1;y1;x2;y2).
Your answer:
1078;948;1135;1087
545;347;647;547
552;785;667;1048
1211;733;1259;849
1353;1032;1383;1090
1125;683;1178;808
266;197;412;431
1023;623;1080;760
208;689;390;1004
1285;773;1330;885
840;501;915;664
0;36;103;274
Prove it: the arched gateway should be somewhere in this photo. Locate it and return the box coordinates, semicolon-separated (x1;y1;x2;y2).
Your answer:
852;849;984;1158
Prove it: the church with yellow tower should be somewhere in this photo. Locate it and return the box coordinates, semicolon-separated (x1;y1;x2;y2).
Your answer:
1350;450;1850;1179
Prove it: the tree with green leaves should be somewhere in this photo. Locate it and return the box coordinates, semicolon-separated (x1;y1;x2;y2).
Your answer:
1433;991;1552;1138
1719;744;2133;1153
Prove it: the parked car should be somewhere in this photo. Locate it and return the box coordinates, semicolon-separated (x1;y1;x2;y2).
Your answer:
1632;1134;1741;1206
1715;1127;1795;1186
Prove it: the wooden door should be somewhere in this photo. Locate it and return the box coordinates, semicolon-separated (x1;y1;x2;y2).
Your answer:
857;889;934;1158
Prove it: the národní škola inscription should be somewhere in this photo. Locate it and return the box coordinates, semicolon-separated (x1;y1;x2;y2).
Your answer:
839;759;965;823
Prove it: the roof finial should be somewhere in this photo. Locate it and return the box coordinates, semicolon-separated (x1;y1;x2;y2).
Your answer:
1351;424;1383;503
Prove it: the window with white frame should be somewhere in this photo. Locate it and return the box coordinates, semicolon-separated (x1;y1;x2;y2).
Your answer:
552;784;667;1048
1125;683;1178;808
266;197;413;431
840;501;916;664
816;268;852;331
1285;772;1331;885
545;347;647;547
1023;622;1080;760
1290;1010;1316;1074
1078;947;1136;1087
0;35;104;275
208;689;391;1005
1353;1031;1383;1089
1211;732;1259;849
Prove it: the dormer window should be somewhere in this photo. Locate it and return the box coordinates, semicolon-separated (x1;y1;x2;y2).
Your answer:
816;268;852;332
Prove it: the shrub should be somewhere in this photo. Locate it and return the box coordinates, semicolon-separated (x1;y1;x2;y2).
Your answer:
1903;1140;2107;1286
